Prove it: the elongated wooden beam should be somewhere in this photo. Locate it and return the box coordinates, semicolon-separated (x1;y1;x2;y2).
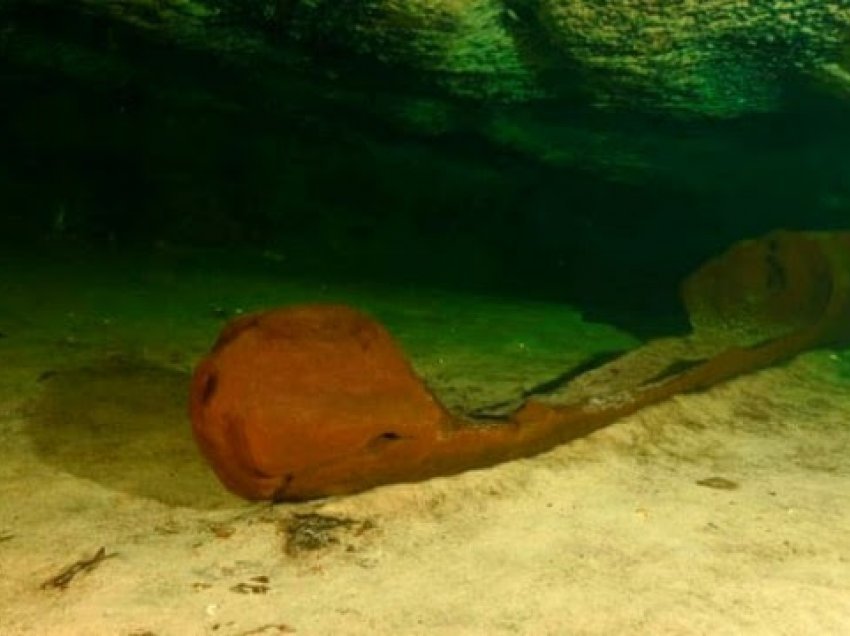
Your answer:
190;231;850;501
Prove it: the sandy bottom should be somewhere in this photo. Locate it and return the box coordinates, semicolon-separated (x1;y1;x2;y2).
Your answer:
1;246;849;635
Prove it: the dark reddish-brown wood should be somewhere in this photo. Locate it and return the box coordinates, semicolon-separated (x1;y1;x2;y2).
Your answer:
190;231;850;501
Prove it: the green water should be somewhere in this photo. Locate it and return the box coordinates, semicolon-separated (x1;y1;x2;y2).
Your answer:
2;2;850;342
2;5;850;634
1;2;850;396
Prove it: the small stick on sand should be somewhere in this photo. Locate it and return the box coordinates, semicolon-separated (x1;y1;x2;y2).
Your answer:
40;547;116;590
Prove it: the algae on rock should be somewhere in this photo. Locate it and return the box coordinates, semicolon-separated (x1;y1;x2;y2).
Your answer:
16;0;850;117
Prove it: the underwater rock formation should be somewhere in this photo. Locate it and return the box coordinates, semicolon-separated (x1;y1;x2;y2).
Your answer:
4;0;850;203
190;230;850;502
278;0;850;116
14;0;850;117
537;0;850;117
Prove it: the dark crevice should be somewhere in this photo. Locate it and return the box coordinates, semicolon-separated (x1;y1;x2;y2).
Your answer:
639;358;710;387
468;349;629;419
200;372;219;405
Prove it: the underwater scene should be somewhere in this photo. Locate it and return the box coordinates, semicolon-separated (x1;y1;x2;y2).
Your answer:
2;1;850;634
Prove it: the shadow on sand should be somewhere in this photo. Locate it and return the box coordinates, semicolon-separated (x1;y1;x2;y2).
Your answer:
26;354;241;510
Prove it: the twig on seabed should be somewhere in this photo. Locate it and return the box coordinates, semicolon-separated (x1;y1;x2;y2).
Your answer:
40;547;117;590
235;624;295;635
